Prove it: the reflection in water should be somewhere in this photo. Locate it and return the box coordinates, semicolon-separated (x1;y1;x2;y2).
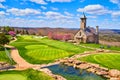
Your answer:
46;64;106;80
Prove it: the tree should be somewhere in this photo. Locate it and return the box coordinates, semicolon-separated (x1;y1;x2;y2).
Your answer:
26;30;29;35
8;31;16;37
0;33;9;45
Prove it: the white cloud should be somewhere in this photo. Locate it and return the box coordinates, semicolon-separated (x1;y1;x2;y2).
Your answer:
7;8;41;16
44;11;72;19
0;0;5;2
30;0;47;4
48;0;72;3
64;11;73;16
0;18;45;27
112;11;120;17
0;11;5;16
0;3;5;8
77;4;110;15
51;7;58;10
87;15;97;18
110;0;120;4
41;6;47;10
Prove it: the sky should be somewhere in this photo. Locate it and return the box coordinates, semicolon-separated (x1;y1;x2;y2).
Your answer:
0;0;120;29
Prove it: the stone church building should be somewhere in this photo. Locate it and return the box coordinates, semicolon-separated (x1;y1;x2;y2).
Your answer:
74;13;99;44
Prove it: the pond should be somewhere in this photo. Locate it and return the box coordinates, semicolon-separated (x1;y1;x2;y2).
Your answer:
45;64;106;80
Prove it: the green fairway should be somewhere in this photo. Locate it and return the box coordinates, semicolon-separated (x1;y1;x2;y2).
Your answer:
79;43;120;51
10;35;91;64
78;53;120;70
0;69;54;80
0;74;27;80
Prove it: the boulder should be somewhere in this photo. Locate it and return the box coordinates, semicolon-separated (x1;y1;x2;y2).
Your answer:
89;63;99;68
110;77;120;80
96;70;108;75
87;68;96;73
109;69;120;77
73;60;82;65
77;64;90;69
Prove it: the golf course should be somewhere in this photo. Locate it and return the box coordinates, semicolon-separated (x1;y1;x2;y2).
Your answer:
0;35;120;80
10;35;91;64
78;53;120;70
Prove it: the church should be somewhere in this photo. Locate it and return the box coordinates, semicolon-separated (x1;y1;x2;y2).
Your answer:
74;13;99;44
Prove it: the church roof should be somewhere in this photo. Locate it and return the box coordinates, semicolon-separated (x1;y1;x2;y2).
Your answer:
84;27;97;36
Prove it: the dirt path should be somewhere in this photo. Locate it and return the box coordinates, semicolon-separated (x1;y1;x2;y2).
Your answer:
5;45;36;70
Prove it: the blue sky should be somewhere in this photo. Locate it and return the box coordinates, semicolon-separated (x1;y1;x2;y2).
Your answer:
0;0;120;29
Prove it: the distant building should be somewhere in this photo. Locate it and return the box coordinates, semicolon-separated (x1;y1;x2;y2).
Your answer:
74;13;99;44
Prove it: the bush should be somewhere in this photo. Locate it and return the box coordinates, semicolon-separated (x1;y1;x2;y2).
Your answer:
0;33;9;45
0;45;4;51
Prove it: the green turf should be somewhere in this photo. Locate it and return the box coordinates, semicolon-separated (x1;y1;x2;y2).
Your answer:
0;74;27;80
0;69;54;80
0;51;10;62
79;43;120;51
10;35;91;64
78;53;120;70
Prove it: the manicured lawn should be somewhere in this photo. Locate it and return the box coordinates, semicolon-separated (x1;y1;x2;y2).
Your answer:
10;35;91;64
0;74;26;80
79;43;120;51
0;69;54;80
78;53;120;70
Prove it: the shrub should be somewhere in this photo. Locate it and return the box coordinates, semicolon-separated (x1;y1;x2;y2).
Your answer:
0;33;9;45
0;45;4;51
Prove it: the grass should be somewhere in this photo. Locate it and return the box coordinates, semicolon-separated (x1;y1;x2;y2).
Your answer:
78;53;120;70
10;35;91;64
0;46;14;64
0;50;11;63
79;43;120;51
0;69;54;80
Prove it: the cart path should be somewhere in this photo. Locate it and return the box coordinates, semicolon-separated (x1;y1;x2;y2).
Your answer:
5;45;37;70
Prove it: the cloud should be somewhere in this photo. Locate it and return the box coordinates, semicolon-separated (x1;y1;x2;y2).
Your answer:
30;0;47;4
87;15;97;18
110;0;120;4
0;3;5;8
48;0;72;3
64;11;73;16
0;0;5;2
110;0;120;7
77;4;110;15
0;11;5;16
0;18;45;27
44;11;72;19
7;8;41;16
41;6;47;10
112;11;120;17
51;7;58;10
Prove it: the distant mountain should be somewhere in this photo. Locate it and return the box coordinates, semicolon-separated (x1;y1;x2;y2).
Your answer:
100;29;120;34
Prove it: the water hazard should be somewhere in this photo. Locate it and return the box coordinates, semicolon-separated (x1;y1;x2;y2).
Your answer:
46;64;106;80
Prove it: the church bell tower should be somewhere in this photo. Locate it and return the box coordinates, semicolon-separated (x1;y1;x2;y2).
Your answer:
80;13;87;30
